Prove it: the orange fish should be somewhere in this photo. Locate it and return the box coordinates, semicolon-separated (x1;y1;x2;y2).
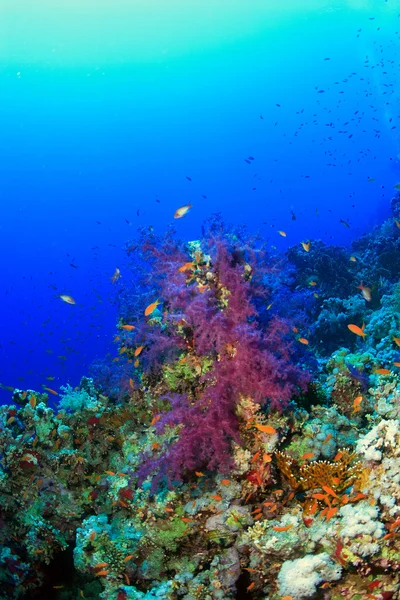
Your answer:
178;262;195;273
301;452;315;460
395;218;400;229
393;337;400;347
59;294;75;305
353;396;363;412
94;562;109;569
326;507;339;521
211;495;223;501
174;203;192;219
255;424;277;435
6;416;15;425
247;582;255;591
124;554;134;562
323;433;332;444
89;531;96;541
195;471;204;477
334;451;343;461
120;324;135;331
134;359;139;367
129;378;134;389
357;282;372;302
298;338;309;345
104;471;116;476
273;524;293;532
394;362;400;367
134;346;144;357
221;479;231;485
95;570;109;577
374;368;391;375
308;281;317;287
348;323;366;337
292;327;298;333
322;485;339;499
301;241;310;252
29;395;36;409
144;300;161;317
277;230;286;237
43;387;59;396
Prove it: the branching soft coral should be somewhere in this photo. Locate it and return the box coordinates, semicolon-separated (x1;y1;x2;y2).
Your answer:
118;218;310;486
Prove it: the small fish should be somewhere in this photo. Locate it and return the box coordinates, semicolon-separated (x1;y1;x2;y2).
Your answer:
211;495;223;501
267;303;273;310
349;256;357;262
353;395;363;412
6;416;15;425
301;241;310;252
43;387;59;396
53;586;64;589
292;327;298;333
255;424;277;434
144;299;161;317
129;378;134;389
195;471;204;477
104;470;116;476
59;295;75;305
348;323;366;337
272;524;293;532
395;219;400;229
393;337;400;347
134;358;139;367
120;324;135;331
178;262;195;273
322;485;339;498
94;562;109;568
277;230;286;237
393;362;400;367
340;219;350;228
394;184;400;190
323;433;332;444
134;346;144;357
308;281;317;287
111;268;121;283
124;554;135;562
174;203;192;219
95;570;109;577
301;452;315;460
326;507;338;521
89;531;96;541
298;338;309;345
221;479;231;485
29;395;36;409
374;368;391;375
357;282;372;302
247;582;255;591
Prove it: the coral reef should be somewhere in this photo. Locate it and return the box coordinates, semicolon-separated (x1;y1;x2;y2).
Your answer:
2;208;400;599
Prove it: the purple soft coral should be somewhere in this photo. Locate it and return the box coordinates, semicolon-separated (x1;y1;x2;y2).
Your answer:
122;219;310;486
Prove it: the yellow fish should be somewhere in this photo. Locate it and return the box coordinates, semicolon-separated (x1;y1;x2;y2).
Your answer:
59;295;75;305
301;241;310;252
174;204;192;219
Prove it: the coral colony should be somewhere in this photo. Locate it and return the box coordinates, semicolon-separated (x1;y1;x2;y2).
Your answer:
2;199;400;599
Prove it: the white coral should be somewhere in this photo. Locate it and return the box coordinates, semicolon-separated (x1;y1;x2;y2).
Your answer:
278;552;341;599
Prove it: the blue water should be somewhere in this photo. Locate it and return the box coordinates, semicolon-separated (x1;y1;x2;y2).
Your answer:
0;0;399;402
